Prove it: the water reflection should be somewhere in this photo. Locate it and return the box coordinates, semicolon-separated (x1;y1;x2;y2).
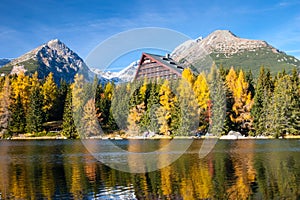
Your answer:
0;139;299;199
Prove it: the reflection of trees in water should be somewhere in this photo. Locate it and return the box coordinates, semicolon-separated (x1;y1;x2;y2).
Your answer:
0;142;9;199
212;141;236;199
0;140;299;199
254;143;300;199
225;140;256;200
212;140;300;200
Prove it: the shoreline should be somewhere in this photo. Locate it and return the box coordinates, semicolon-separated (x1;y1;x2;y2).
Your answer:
10;136;67;140
5;135;300;140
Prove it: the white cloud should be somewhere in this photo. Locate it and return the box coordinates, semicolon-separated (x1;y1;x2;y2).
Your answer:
277;1;300;7
286;49;300;53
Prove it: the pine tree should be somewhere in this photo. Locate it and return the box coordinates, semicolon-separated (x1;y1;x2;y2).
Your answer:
264;75;292;137
62;87;78;138
208;65;226;136
41;73;58;121
110;83;130;130
136;78;152;133
140;81;160;133
0;76;12;138
9;95;26;134
176;72;198;135
218;65;229;82
52;80;68;121
95;83;104;123
9;94;26;134
251;67;266;134
252;67;273;135
71;74;86;137
245;69;255;98
289;68;300;135
81;98;100;138
97;82;114;126
26;86;44;133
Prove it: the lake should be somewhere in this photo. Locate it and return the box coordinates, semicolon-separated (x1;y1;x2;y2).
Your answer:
0;139;299;199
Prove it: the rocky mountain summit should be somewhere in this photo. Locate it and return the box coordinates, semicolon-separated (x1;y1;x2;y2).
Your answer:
0;39;93;83
201;30;275;55
172;30;299;75
172;30;276;59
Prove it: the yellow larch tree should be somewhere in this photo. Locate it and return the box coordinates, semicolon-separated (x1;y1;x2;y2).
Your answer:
0;76;12;138
11;71;31;113
30;72;40;90
156;79;176;135
225;67;237;92
227;69;253;131
127;103;145;135
127;78;148;135
182;68;195;87
41;73;57;120
193;72;210;110
139;77;148;101
104;81;113;101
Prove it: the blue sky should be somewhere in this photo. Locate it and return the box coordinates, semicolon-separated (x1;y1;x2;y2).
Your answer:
1;0;300;64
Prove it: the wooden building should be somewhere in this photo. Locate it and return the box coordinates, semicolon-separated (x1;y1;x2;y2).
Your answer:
134;53;185;81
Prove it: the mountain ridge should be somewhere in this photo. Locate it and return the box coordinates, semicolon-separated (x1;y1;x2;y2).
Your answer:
91;60;139;83
0;39;95;84
172;30;299;75
1;30;299;83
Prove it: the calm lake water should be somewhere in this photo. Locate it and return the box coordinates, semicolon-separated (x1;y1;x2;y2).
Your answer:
0;139;299;199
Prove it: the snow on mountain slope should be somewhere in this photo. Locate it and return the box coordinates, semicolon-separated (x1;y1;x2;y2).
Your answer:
91;60;139;83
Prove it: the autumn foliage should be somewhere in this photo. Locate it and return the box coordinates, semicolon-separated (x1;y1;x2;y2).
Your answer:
0;65;299;139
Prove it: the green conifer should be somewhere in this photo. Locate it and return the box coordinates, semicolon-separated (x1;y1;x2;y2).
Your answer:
61;88;78;138
26;87;44;133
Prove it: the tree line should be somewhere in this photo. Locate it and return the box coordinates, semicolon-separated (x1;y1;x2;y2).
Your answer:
0;65;299;139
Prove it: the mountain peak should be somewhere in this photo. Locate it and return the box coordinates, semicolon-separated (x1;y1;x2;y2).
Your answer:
48;38;60;43
172;30;300;76
0;39;94;83
45;38;68;51
188;30;270;55
46;38;62;46
209;30;237;38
